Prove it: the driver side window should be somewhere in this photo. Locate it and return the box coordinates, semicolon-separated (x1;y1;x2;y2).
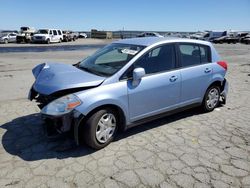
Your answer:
133;44;176;75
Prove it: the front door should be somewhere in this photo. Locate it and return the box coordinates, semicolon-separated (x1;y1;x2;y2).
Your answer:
127;43;181;122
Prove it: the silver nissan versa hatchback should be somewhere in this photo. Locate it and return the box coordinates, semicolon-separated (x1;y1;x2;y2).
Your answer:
29;37;228;149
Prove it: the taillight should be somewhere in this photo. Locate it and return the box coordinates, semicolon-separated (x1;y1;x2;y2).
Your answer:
217;61;228;70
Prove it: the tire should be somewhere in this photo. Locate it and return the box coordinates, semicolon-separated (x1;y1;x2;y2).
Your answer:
202;85;220;112
82;108;118;149
4;39;8;44
46;39;50;44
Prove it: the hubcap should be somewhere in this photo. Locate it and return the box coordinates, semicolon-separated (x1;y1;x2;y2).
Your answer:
96;113;116;144
206;88;219;109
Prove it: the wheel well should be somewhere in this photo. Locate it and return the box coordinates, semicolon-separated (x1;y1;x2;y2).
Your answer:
81;104;126;131
208;81;223;91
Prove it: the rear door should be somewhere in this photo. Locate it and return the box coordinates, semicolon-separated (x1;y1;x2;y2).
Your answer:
49;30;53;41
52;30;58;42
126;43;181;121
177;43;212;105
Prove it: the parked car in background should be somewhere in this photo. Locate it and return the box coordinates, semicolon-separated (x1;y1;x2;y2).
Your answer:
212;32;239;44
190;32;208;40
78;32;88;38
191;31;227;41
240;33;250;44
29;37;228;149
62;31;78;42
32;29;63;44
16;26;36;43
238;32;249;43
0;33;17;44
242;37;250;44
203;31;227;41
165;32;183;38
137;32;164;38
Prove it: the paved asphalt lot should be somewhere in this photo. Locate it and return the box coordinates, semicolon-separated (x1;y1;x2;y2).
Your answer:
0;41;249;188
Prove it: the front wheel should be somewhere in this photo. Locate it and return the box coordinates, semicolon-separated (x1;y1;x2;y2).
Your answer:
202;86;220;112
4;39;8;44
82;108;118;149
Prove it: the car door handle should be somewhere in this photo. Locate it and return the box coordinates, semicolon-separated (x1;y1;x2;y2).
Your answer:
204;68;212;73
169;75;178;82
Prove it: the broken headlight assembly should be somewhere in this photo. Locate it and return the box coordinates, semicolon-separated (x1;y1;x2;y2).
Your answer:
41;94;81;116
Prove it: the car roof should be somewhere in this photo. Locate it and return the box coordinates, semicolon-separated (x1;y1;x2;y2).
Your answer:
114;37;211;47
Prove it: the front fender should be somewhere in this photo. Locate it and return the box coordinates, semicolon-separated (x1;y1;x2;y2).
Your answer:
75;82;129;124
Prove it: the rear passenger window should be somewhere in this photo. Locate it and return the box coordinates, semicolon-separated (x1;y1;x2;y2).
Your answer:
134;44;176;74
53;30;57;35
58;30;62;35
178;43;211;67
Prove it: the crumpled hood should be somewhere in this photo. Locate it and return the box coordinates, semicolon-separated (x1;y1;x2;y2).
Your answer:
32;63;105;95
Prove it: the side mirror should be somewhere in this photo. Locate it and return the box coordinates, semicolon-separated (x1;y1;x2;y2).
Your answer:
132;67;145;85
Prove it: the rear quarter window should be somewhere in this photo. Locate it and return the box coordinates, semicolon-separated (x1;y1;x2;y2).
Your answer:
199;45;211;63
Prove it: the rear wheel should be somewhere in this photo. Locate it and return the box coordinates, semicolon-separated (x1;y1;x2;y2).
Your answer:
82;108;118;149
202;86;220;112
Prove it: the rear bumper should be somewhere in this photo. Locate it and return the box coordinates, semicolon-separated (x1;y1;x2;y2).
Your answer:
220;79;228;104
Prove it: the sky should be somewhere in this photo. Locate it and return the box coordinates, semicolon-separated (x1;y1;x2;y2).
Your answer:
0;0;249;32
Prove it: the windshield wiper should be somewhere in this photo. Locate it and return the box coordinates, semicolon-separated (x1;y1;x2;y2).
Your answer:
73;62;80;67
78;66;93;73
78;66;107;77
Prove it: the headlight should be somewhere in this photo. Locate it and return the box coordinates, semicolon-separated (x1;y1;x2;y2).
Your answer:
41;94;81;116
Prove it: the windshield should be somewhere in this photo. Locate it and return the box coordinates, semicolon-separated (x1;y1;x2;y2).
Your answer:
38;29;49;34
78;43;145;76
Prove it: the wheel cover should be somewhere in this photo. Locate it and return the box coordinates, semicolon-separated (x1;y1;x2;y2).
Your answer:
96;113;116;144
206;88;219;109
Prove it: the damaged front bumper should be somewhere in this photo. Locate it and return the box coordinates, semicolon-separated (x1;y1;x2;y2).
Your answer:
29;86;85;145
42;110;85;145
